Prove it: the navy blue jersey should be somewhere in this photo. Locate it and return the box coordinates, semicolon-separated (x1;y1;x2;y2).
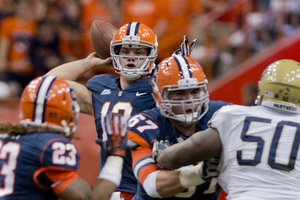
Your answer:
128;101;230;200
87;74;156;194
0;133;79;199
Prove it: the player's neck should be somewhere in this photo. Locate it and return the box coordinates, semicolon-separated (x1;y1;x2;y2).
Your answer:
171;119;197;137
119;76;144;90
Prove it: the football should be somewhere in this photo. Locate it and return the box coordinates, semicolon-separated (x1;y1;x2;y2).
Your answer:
90;20;118;59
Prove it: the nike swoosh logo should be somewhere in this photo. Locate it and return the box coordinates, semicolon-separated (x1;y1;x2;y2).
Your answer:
136;92;147;96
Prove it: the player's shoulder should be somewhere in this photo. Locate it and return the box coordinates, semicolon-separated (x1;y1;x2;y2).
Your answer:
23;132;70;148
205;100;230;116
16;133;72;160
142;107;161;116
87;74;117;88
219;104;248;112
130;108;162;124
208;100;231;109
214;104;253;119
37;133;79;169
128;108;162;148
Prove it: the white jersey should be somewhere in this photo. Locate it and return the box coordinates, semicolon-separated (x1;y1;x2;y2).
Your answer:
209;105;300;200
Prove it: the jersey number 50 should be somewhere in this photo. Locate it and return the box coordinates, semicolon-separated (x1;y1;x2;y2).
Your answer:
237;116;300;172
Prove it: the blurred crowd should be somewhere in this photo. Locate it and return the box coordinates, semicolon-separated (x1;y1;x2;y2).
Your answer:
0;0;299;100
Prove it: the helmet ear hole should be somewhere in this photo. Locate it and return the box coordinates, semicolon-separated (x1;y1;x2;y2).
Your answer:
146;47;151;56
114;45;121;55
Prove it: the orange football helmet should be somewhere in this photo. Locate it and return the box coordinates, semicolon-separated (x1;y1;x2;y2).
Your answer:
151;55;209;123
19;76;80;136
110;22;158;80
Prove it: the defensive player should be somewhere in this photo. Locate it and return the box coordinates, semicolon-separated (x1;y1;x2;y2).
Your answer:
0;76;127;200
127;55;230;199
156;59;300;199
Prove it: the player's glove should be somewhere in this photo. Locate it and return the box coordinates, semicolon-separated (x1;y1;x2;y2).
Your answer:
201;157;220;181
152;136;171;165
172;35;197;57
97;112;128;158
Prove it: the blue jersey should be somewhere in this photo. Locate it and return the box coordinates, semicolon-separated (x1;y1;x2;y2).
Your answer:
0;133;80;199
87;74;156;194
127;101;230;200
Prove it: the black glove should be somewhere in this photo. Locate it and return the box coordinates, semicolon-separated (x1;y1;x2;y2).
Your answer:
152;136;171;164
172;35;197;57
97;112;128;158
202;157;220;181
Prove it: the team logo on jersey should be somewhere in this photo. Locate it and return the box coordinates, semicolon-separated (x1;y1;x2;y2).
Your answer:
118;91;122;96
101;89;111;95
136;92;147;96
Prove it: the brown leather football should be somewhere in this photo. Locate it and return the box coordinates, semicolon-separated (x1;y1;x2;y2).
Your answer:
90;20;117;59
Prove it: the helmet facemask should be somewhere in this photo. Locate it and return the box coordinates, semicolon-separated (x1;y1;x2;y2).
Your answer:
110;22;158;80
153;79;209;123
110;28;158;80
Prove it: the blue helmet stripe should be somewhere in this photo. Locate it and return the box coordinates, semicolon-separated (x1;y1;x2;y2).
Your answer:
127;22;140;36
126;22;132;35
134;22;140;35
173;55;192;79
33;75;57;123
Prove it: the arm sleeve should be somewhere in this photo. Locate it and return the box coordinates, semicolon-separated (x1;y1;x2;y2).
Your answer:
142;171;162;198
33;166;78;195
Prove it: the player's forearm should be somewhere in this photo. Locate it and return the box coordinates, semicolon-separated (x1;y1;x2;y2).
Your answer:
58;177;93;200
156;170;186;198
156;142;189;169
92;180;117;200
92;156;123;199
45;58;93;81
157;129;222;169
155;165;206;198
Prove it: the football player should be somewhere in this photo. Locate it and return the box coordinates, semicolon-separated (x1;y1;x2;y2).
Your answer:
156;59;300;199
45;22;196;200
0;76;126;200
126;55;230;199
46;22;157;200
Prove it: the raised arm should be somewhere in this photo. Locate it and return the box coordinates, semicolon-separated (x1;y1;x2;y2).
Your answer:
45;53;112;115
157;128;222;169
45;53;111;81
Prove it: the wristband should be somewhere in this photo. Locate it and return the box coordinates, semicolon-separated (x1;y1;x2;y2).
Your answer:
179;164;206;188
98;156;123;186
